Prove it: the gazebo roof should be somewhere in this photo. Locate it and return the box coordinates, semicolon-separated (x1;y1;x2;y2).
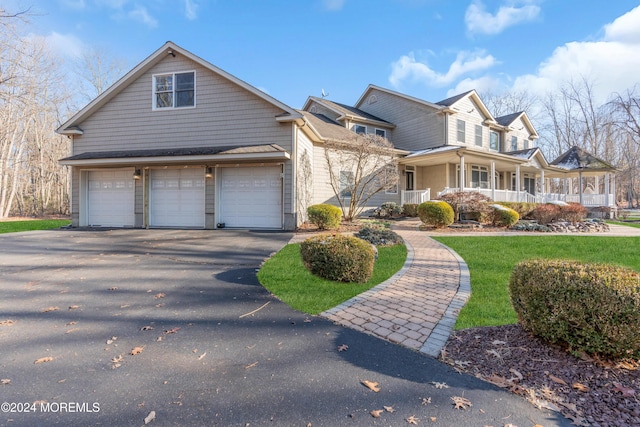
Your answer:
550;146;617;172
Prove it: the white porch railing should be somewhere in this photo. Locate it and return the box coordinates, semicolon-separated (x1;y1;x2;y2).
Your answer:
401;189;431;205
437;187;615;207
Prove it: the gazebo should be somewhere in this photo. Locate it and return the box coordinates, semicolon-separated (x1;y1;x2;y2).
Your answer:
547;146;618;207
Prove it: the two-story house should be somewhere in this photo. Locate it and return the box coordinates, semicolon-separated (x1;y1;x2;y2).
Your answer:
57;42;616;231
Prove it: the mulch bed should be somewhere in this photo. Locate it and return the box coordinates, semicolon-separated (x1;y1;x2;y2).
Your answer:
442;324;640;426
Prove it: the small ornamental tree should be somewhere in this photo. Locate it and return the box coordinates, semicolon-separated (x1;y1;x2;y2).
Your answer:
324;134;399;221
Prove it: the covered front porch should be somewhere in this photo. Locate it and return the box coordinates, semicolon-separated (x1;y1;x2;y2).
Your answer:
399;146;617;208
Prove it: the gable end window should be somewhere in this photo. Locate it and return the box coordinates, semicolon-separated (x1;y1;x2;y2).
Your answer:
475;125;482;146
457;119;466;143
511;136;518;151
153;71;195;109
490;131;499;151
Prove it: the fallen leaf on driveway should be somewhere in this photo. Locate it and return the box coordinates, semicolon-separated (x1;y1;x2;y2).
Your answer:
421;397;431;405
108;286;118;291
154;293;165;299
370;409;383;418
451;396;472;410
384;405;395;413
1;379;10;385
41;306;59;313
130;346;144;356
361;380;381;392
68;305;80;310
431;381;449;389
106;337;117;344
337;344;349;352
34;357;54;364
140;325;154;331
111;354;123;363
0;320;15;326
406;415;419;424
164;327;180;334
245;361;258;369
144;410;156;424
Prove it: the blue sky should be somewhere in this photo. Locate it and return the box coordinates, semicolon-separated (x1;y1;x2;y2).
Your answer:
10;0;640;108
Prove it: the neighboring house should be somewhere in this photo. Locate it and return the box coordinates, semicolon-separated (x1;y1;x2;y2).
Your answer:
57;42;616;231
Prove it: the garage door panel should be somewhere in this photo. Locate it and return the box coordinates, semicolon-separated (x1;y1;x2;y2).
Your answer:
220;167;281;228
87;170;135;227
150;169;205;228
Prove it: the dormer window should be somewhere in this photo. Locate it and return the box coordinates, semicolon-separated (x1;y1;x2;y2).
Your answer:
153;71;195;109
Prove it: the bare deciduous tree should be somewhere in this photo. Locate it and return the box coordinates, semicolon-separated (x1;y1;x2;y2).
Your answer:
76;46;126;103
323;134;398;221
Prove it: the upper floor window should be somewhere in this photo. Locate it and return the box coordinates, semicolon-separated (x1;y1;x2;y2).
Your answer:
375;128;386;138
475;125;482;146
340;170;354;199
153;71;195;109
490;131;499;151
511;136;518;151
354;124;367;134
457;119;465;143
524;139;530;149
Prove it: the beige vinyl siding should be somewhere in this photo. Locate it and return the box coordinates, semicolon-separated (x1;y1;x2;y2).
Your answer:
446;98;492;150
358;88;444;151
503;116;536;151
420;164;447;195
72;55;293;155
295;129;314;224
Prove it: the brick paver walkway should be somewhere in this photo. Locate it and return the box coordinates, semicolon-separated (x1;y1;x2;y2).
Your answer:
321;220;470;357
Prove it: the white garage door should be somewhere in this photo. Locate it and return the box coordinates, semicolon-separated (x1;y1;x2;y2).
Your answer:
220;166;282;228
87;170;135;227
150;168;205;228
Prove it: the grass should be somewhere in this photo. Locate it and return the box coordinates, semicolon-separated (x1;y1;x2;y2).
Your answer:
258;243;407;314
432;235;640;330
0;219;71;234
607;220;640;229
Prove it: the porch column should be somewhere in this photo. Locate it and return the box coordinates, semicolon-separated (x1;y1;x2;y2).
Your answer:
604;173;610;207
579;171;584;205
490;160;495;200
540;169;545;201
459;155;465;191
612;175;616;206
515;165;521;201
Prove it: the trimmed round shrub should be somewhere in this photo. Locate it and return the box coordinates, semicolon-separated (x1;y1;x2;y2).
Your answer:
307;204;342;230
355;224;403;246
417;201;454;228
510;259;640;359
490;205;520;227
300;234;375;283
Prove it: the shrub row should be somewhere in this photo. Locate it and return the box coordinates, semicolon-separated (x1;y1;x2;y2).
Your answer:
510;259;640;359
529;202;587;224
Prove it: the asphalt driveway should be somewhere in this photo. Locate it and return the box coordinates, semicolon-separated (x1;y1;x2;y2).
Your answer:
0;228;571;426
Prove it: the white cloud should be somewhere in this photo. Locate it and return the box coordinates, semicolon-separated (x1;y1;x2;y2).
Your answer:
128;4;158;28
389;50;497;88
447;75;506;98
183;0;198;20
323;0;345;11
465;0;540;35
59;0;87;9
512;5;640;103
42;31;85;59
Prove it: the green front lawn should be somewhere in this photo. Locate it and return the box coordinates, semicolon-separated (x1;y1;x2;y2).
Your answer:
258;243;407;315
433;235;640;329
0;219;71;234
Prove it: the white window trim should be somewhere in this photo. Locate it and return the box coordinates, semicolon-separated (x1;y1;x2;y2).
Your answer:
375;128;386;138
152;70;197;110
489;130;500;151
471;165;489;189
354;124;367;134
457;119;466;143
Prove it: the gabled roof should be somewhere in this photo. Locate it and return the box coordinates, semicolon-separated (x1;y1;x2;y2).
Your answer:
495;111;539;138
550;146;617;171
57;41;301;134
435;89;495;122
354;84;444;111
298;110;359;142
436;90;475;107
302;96;393;127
